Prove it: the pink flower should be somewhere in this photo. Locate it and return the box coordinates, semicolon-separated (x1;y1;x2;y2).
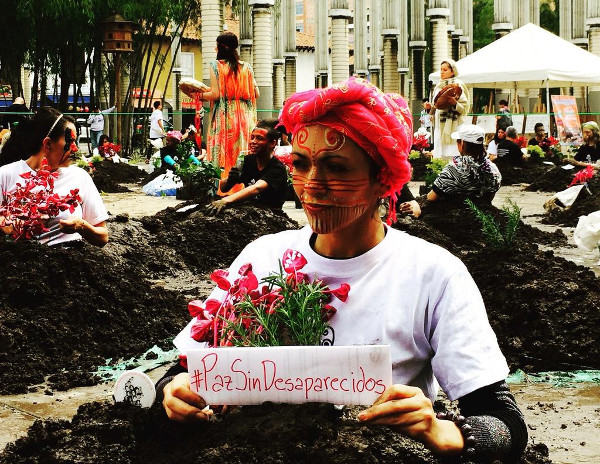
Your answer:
210;269;231;290
282;249;307;273
328;283;350;302
190;319;213;342
238;263;253;276
205;299;222;316
188;300;204;317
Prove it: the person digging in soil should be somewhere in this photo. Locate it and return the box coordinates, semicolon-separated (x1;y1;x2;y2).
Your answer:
0;107;109;247
159;77;527;463
159;130;201;172
207;122;288;213
427;124;502;204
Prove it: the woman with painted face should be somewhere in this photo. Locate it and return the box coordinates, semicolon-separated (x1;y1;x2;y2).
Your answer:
432;59;470;159
158;78;527;462
0;107;108;247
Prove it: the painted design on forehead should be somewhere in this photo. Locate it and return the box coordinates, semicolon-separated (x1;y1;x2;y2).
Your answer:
295;126;346;162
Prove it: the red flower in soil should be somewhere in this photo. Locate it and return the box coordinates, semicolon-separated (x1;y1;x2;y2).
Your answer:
569;165;596;187
515;136;528;148
282;249;307;273
210;269;231;290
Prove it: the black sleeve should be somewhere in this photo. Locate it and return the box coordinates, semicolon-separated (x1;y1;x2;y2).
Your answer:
455;381;528;463
260;160;287;191
154;361;187;402
397;183;415;202
574;145;587;162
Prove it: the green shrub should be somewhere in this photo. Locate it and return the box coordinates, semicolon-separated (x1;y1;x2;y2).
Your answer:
423;158;448;187
409;150;422;160
526;144;545;159
466;199;521;249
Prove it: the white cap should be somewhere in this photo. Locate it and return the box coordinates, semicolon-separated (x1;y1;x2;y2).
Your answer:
451;124;485;144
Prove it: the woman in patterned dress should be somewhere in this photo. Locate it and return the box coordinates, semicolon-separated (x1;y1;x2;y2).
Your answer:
199;32;259;194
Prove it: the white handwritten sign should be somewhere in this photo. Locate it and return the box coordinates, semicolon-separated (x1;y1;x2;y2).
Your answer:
187;345;392;406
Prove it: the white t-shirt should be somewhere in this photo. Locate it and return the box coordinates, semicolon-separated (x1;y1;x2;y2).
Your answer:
0;160;109;246
487;139;499;156
149;109;164;139
175;226;509;401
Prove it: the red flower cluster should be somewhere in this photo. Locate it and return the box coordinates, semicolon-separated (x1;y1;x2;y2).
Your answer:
538;136;559;154
98;142;121;159
515;136;528;149
187;249;350;348
569;165;596;187
0;160;81;240
412;134;430;152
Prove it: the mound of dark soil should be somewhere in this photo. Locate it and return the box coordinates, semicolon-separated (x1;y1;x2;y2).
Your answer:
0;204;298;395
525;166;576;192
495;161;554;186
395;201;600;373
542;177;600;227
0;401;552;464
91;161;147;193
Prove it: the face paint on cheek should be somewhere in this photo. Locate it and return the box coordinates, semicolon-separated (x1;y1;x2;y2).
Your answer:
293;126;376;234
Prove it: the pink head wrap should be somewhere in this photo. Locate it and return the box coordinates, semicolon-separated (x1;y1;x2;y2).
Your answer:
279;77;413;224
166;130;182;142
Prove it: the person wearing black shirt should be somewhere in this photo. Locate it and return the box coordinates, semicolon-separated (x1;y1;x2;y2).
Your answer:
527;123;550;154
496;126;525;165
4;97;29;130
568;121;600;169
208;124;288;212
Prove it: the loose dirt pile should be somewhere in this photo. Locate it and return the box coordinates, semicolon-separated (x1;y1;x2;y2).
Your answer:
2;191;599;463
0;402;552;464
0;203;297;395
91;161;148;193
541;176;600;227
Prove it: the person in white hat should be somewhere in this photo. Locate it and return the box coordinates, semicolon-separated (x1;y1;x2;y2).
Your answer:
427;123;502;203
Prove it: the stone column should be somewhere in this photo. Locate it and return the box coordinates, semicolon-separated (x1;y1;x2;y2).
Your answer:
249;1;275;114
272;0;285;110
492;0;513;39
330;0;352;84
410;0;427;103
283;0;297;99
354;0;369;78
382;0;400;93
511;0;529;29
457;0;471;58
448;0;460;60
587;0;600;106
427;0;451;71
530;0;540;26
369;0;383;88
315;0;329;87
397;0;409;96
201;0;222;85
239;0;253;64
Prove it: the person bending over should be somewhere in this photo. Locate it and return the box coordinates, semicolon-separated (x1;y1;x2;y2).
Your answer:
207;123;288;213
428;124;501;204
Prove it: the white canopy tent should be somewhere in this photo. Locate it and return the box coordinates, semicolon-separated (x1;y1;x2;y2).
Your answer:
430;23;600;89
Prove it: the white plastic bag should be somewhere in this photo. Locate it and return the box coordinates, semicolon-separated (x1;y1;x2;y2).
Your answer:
543;184;585;212
573;210;600;251
142;170;183;196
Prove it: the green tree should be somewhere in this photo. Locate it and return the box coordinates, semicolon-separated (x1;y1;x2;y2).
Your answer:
540;0;559;35
472;0;494;51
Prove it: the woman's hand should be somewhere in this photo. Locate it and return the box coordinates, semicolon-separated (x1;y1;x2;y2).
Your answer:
398;200;421;218
162;372;213;423
358;384;464;456
59;216;85;234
